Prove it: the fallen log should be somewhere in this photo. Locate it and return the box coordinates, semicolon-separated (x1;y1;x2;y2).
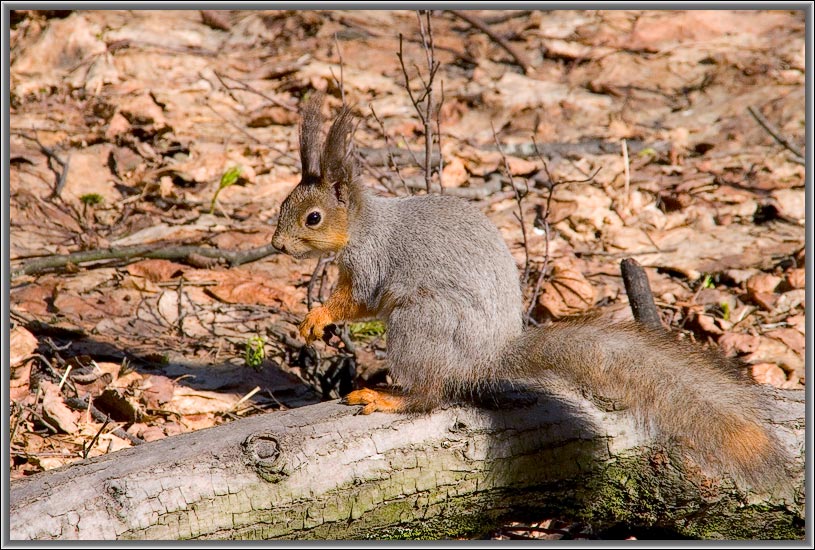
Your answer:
9;377;804;540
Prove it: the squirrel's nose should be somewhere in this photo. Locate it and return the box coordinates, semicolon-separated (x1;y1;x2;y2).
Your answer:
272;235;286;254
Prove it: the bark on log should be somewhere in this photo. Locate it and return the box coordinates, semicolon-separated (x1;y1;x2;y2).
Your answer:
9;379;805;541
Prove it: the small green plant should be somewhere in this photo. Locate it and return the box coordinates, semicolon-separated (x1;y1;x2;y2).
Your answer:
349;320;386;339
210;165;243;214
244;335;266;370
80;193;104;206
720;301;731;321
700;274;715;289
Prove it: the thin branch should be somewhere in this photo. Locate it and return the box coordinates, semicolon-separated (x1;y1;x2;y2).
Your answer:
11;243;279;279
212;70;297;112
747;105;804;160
492;122;531;292
13;131;72;198
332;32;345;104
64;396;145;446
449;10;532;74
397;12;443;195
526;138;602;321
307;255;333;310
82;415;111;459
369;105;410;195
436;78;445;193
621;138;630;205
418;11;441;194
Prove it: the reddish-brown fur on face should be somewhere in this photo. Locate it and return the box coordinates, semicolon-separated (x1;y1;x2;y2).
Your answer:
272;97;360;259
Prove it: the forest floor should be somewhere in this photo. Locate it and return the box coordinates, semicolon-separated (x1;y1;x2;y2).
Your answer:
8;9;806;540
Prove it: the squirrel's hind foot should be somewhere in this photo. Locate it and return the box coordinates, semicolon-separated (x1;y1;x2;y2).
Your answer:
343;388;406;414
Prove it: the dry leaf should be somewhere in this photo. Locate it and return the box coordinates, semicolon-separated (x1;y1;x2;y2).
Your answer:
11;361;32;392
538;265;596;318
751;363;787;387
95;388;142;423
771;189;805;223
745;273;782;295
785;268;805;290
141;375;176;410
442;156;470;188
775;289;806;314
742;337;803;376
105;112;132;140
170;388;240;415
10;325;38;367
718;332;760;356
127;259;188;282
247;106;299;127
205;270;300;310
766;328;805;357
40;381;80;434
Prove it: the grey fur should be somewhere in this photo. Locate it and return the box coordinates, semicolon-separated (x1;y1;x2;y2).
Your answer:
339;193;524;409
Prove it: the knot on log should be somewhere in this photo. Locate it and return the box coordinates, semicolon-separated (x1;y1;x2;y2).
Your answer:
243;434;288;483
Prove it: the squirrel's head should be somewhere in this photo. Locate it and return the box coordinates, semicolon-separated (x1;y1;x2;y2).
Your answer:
272;94;360;258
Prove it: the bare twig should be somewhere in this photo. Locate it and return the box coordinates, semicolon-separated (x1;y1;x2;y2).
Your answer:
621;138;630;205
449;10;532;74
369;105;410;195
417;11;439;192
307;255;334;310
491;122;531;290
212;71;297;112
13;131;72;198
747;105;804;161
526;138;602;321
397;11;444;194
12;242;279;279
331;33;345;104
527;141;556;320
64;396;145;446
356;153;399;195
82;415;111;459
436;79;445;193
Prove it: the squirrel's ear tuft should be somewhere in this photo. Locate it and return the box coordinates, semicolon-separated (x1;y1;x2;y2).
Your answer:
299;92;324;182
321;104;358;201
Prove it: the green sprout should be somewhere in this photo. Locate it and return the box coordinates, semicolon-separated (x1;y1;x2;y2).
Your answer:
210;165;243;214
244;335;266;370
80;193;104;206
701;274;715;289
349;320;387;339
720;301;731;321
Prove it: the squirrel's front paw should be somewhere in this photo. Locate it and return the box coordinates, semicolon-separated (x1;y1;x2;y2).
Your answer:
299;306;334;345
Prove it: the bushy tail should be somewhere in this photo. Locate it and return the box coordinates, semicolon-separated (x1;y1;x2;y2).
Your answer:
505;317;788;490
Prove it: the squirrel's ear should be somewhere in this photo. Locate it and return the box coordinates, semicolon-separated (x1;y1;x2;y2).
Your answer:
320;104;358;203
299;92;324;183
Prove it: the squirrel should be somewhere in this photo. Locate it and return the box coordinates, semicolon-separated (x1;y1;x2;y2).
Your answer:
271;95;788;491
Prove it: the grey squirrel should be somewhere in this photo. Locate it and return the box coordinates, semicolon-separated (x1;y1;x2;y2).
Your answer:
272;95;787;490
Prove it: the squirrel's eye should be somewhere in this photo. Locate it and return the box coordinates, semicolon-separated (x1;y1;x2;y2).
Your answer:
306;211;322;226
